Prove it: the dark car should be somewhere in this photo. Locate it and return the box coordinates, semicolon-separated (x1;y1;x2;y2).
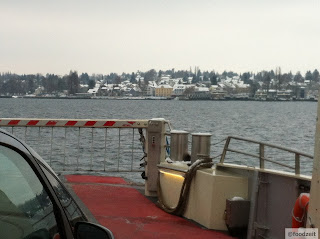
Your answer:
0;129;114;239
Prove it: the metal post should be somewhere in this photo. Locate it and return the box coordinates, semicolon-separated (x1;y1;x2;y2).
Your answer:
50;127;53;166
63;128;67;171
259;144;265;169
220;137;231;163
104;128;107;172
77;128;80;171
295;153;300;174
118;128;121;171
131;128;134;171
24;127;27;143
38;127;41;142
90;128;94;171
38;127;41;155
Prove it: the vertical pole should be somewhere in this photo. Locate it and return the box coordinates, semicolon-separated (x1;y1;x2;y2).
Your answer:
90;128;94;171
50;127;53;166
104;128;107;172
24;127;27;143
220;137;231;163
295;153;300;175
77;128;80;171
131;128;134;171
259;144;265;169
38;127;41;154
63;128;67;171
118;128;121;171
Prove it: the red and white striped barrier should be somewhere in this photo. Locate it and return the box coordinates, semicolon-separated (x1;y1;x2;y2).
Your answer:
0;118;149;128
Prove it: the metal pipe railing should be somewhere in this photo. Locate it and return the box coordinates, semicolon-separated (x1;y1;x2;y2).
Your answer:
0;118;149;128
0;118;149;173
219;136;313;175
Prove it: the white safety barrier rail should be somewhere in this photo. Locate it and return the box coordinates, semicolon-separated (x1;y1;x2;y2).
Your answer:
220;135;313;175
0;118;149;173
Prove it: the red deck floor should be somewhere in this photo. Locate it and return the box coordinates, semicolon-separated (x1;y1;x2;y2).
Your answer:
66;175;234;239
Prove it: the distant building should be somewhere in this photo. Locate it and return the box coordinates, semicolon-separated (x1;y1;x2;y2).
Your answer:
188;86;211;100
87;88;99;97
147;81;157;96
34;86;44;96
155;85;173;97
172;84;187;96
276;90;293;100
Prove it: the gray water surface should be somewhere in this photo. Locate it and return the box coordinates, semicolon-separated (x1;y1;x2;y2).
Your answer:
1;98;317;175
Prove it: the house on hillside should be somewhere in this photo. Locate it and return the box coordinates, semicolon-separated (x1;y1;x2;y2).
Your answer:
87;87;99;97
155;85;173;97
172;84;186;96
147;81;157;96
188;86;211;100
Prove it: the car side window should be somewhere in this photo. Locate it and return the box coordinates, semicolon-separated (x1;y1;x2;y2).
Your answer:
0;145;60;239
40;165;86;227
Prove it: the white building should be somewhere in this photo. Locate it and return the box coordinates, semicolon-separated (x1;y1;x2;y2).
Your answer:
147;81;157;96
172;84;195;96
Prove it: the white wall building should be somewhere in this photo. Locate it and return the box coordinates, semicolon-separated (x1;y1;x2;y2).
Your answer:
147;81;157;96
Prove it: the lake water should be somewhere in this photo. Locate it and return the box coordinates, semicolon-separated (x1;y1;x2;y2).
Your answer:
0;98;318;176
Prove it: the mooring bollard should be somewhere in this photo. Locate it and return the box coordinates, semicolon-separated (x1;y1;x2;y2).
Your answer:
191;133;212;163
170;130;189;161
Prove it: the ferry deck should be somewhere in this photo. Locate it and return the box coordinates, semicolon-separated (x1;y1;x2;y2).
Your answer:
0;117;318;239
63;174;233;239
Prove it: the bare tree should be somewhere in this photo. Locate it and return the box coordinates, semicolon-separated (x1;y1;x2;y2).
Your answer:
67;71;79;95
275;67;282;91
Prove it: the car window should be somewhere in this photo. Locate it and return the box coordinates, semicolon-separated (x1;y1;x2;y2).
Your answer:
0;145;60;239
40;165;86;227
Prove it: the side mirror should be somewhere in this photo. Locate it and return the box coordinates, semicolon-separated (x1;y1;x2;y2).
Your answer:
74;222;114;239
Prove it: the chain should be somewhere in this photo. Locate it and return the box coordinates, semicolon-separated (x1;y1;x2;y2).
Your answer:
212;137;227;146
138;128;147;170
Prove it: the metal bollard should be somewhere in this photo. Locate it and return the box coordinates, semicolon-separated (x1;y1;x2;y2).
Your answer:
170;130;189;161
191;133;212;163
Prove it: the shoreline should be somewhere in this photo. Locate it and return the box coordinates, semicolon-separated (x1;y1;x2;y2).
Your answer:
1;95;317;102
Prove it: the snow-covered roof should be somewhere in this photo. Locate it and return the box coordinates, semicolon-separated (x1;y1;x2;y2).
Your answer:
88;89;98;94
195;87;209;92
173;84;186;90
156;85;173;89
148;81;158;87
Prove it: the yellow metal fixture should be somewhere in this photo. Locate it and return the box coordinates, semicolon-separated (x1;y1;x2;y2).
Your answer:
159;170;185;179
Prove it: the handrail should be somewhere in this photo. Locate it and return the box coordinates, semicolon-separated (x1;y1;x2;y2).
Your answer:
0;118;150;173
220;136;313;175
0;118;149;128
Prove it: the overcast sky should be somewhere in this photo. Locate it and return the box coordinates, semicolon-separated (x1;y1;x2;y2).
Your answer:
1;0;319;75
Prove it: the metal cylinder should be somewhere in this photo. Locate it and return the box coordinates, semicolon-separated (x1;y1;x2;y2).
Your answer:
191;133;212;163
170;130;189;161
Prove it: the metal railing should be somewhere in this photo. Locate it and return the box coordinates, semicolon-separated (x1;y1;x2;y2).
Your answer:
0;118;149;173
219;136;313;174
